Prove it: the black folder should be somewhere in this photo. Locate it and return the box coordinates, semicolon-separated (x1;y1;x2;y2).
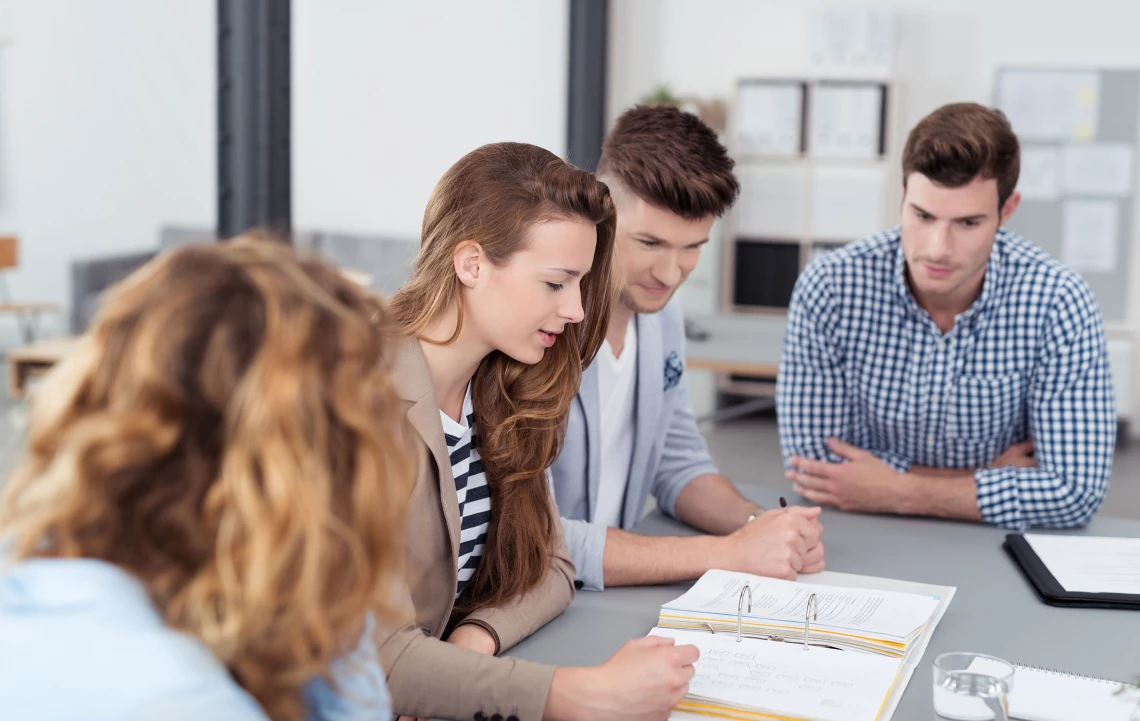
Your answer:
1004;533;1140;610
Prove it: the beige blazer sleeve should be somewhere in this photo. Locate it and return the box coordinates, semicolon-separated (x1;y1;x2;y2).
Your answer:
376;488;575;720
376;599;557;721
458;485;576;652
374;481;563;720
376;338;576;720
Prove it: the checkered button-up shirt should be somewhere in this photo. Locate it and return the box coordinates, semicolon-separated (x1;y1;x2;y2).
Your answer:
777;227;1115;529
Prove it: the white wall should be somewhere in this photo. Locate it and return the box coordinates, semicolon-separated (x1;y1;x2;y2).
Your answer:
610;0;1140;301
0;0;570;350
610;0;1140;161
292;0;570;238
610;0;1140;418
0;0;214;345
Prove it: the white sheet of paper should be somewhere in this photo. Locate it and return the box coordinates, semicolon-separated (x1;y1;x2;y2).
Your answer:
662;569;941;642
1062;199;1118;273
810;84;884;158
998;71;1100;141
1024;534;1140;595
735;165;809;237
1018;147;1063;200
812;166;888;240
964;658;1134;721
737;83;803;156
651;627;902;721
1062;143;1134;196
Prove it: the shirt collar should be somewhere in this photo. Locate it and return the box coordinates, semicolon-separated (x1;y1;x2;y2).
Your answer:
893;229;1005;327
0;556;159;619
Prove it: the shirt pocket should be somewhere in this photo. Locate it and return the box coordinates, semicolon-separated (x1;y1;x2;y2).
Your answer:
858;369;909;432
946;373;1025;442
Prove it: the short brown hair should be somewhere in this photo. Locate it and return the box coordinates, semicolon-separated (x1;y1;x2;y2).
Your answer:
902;102;1020;207
597;104;740;219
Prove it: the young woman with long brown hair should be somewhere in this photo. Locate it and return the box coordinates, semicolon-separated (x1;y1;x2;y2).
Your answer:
377;142;698;721
0;239;414;721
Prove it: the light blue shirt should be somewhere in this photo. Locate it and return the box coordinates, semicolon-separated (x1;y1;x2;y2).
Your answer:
0;557;390;721
552;297;719;590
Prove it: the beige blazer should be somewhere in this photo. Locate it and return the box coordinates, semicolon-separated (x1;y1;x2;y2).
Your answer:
376;337;577;721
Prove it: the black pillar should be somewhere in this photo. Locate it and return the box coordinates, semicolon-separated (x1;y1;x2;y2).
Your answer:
217;0;291;240
566;0;608;172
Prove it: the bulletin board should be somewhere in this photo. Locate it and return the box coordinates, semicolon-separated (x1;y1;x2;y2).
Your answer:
995;68;1140;323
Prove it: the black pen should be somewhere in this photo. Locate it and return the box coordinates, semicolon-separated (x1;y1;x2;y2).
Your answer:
750;497;789;524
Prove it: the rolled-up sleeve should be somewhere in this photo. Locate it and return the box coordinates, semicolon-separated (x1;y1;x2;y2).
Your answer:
559;515;608;591
975;281;1115;528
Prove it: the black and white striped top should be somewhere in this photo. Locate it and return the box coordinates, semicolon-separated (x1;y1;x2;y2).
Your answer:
440;384;491;598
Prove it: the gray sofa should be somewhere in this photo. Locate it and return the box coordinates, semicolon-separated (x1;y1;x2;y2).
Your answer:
69;227;419;334
314;232;419;297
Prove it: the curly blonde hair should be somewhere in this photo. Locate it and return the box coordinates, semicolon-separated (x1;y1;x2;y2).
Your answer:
0;237;414;721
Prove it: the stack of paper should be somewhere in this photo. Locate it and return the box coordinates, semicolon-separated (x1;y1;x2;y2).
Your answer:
651;627;902;721
658;569;943;658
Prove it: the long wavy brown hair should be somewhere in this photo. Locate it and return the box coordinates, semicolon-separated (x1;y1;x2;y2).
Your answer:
388;142;616;613
0;238;414;721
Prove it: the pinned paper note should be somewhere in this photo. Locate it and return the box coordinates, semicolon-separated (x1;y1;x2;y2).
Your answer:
1062;199;1118;273
1018;147;1063;200
998;71;1100;141
1062;143;1134;197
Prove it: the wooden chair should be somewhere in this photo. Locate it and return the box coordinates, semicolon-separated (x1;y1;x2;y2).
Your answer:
0;236;61;344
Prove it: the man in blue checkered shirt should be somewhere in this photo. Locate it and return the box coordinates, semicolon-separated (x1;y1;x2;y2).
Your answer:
778;102;1115;529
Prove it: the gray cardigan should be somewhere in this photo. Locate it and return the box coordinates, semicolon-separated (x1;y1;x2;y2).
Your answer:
550;298;719;590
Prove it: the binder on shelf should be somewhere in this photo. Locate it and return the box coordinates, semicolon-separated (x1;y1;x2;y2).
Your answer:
736;79;808;156
808;81;888;159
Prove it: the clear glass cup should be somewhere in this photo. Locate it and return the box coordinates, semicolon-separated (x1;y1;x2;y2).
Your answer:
932;652;1014;721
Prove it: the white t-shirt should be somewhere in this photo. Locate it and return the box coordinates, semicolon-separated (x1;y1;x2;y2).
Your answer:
595;316;638;528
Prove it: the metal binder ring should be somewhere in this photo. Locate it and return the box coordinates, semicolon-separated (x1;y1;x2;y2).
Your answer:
803;592;819;652
736;586;753;643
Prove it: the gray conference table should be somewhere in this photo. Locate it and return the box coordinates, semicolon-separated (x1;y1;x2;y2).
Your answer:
508;483;1140;719
683;313;787;422
684;312;786;377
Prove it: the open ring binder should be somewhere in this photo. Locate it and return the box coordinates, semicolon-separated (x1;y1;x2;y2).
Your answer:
652;569;955;721
731;587;823;651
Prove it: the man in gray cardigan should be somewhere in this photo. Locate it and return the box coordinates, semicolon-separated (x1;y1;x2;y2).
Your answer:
550;105;826;590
